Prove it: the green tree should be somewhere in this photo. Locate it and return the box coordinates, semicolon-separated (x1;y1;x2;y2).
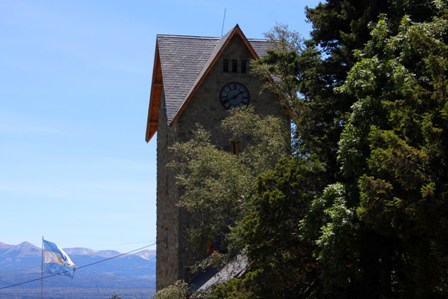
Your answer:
240;1;446;298
337;8;448;297
301;183;359;297
250;24;304;125
237;157;326;298
285;0;439;181
211;277;253;299
246;1;445;297
169;107;289;264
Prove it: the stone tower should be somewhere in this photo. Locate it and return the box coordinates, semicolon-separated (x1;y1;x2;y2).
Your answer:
145;25;286;290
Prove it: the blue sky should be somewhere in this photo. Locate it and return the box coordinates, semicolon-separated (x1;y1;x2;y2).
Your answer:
0;0;320;253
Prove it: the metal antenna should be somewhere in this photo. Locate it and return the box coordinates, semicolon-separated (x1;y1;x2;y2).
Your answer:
221;9;226;36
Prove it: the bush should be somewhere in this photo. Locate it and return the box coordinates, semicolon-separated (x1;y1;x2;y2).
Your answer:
153;280;189;299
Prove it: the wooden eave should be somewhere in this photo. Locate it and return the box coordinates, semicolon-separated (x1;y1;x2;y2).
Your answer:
169;25;261;125
145;42;163;142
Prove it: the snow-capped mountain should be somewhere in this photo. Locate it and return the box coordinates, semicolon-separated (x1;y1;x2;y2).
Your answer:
0;241;156;299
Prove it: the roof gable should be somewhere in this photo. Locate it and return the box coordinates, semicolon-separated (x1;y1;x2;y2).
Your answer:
145;25;272;142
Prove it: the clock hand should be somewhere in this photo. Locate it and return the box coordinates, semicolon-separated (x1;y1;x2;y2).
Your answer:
231;92;242;100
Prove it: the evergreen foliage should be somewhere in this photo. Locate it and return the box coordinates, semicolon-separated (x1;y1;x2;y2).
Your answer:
336;11;448;297
167;1;448;297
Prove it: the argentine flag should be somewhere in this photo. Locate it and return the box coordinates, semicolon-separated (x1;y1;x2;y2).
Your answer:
43;239;76;278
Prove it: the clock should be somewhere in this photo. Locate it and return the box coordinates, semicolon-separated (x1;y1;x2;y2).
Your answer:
219;82;250;109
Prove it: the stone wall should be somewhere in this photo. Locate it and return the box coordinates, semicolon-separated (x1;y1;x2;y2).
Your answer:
156;91;180;290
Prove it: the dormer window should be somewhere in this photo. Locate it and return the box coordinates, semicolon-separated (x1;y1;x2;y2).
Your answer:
223;59;229;72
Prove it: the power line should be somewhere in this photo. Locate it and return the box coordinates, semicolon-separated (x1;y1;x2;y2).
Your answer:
0;242;156;291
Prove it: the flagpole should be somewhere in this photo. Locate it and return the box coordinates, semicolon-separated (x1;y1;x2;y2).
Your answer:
41;236;44;299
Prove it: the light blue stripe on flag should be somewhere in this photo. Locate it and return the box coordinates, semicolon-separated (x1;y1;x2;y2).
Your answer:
43;239;76;278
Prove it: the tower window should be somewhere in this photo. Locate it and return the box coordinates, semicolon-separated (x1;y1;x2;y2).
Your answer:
231;140;240;155
223;59;229;72
231;59;238;73
241;60;247;73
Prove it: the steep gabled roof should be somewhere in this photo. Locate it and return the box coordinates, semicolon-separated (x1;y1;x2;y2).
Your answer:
145;25;272;142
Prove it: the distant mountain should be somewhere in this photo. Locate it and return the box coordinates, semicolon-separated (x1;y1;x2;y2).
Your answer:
1;242;41;258
0;241;156;299
133;250;156;260
64;247;121;258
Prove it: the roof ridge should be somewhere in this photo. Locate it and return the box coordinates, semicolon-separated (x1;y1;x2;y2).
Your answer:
248;38;269;41
156;35;268;42
157;34;220;40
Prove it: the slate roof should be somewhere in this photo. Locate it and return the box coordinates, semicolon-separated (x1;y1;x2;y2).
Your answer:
157;35;218;124
145;25;273;142
192;254;248;292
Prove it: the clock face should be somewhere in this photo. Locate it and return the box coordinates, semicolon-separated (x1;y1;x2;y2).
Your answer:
219;82;250;109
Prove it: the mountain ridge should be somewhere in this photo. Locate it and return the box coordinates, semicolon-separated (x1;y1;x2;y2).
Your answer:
0;241;156;299
0;241;154;257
